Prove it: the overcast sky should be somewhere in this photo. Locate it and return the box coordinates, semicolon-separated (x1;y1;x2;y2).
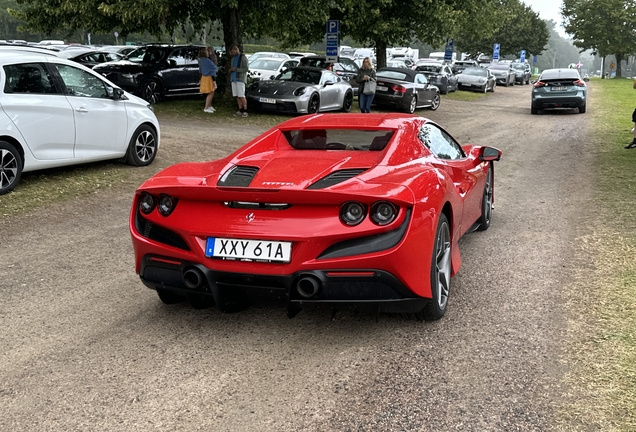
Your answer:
523;0;568;36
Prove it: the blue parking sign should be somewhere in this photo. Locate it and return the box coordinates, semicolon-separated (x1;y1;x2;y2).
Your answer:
520;50;526;62
326;20;339;34
493;43;500;61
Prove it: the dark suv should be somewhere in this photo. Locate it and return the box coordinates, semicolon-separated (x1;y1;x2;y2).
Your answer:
512;62;531;85
93;44;203;103
299;55;361;95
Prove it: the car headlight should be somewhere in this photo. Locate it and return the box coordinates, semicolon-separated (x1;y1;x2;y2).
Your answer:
370;201;398;225
294;87;307;96
479;78;486;83
248;82;259;90
139;192;156;214
158;194;178;216
340;201;366;226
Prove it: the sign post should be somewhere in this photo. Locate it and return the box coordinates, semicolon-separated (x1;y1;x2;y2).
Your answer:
444;38;454;62
114;31;119;44
325;20;339;63
493;43;500;61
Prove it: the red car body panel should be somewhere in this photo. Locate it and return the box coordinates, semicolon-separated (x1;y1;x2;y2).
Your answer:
129;113;500;314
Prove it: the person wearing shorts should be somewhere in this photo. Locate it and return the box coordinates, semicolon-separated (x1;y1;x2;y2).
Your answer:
229;44;249;117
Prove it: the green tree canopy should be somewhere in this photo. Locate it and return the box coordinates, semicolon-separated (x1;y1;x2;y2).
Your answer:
562;0;636;76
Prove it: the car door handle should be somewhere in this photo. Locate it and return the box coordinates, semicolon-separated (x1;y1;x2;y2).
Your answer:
75;107;88;113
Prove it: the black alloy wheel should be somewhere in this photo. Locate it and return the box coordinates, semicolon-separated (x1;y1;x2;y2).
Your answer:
142;79;161;104
308;94;320;114
0;141;22;195
341;91;353;112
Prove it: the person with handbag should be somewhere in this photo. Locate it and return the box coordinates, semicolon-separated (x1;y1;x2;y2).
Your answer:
357;57;376;113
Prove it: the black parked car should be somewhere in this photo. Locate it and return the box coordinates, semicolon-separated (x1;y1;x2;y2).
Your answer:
56;48;123;68
414;62;458;94
93;44;203;103
373;67;441;113
512;62;531;85
299;55;361;95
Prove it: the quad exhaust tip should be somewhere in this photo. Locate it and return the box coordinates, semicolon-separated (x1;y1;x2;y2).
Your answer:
296;275;321;299
183;267;205;290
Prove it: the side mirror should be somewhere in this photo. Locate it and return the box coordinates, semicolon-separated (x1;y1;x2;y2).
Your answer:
168;59;177;67
480;146;501;162
111;87;127;100
324;80;334;86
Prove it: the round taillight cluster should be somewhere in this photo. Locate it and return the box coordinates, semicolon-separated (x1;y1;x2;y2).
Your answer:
139;192;177;217
339;201;398;226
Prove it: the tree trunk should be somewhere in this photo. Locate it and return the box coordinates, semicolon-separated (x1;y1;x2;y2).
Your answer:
615;53;624;78
221;6;243;95
375;40;387;70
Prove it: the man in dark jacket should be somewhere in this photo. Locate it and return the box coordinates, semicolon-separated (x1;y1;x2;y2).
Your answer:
229;44;249;117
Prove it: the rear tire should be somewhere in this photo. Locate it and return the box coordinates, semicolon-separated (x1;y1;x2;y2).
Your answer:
0;141;22;195
531;106;538;115
125;124;158;167
476;166;493;231
429;93;440;111
141;79;161;104
406;95;417;114
579;104;586;114
416;213;451;321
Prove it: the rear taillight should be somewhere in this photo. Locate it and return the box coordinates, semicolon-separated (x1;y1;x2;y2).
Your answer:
391;85;407;93
534;81;547;88
574;79;586;87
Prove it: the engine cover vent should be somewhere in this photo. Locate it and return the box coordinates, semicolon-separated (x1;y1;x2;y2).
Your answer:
218;166;259;187
306;169;367;190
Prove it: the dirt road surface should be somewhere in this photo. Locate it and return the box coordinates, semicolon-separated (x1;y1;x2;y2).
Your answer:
0;85;595;431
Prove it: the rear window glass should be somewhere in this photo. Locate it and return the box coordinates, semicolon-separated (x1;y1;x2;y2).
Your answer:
540;69;580;80
282;129;395;151
4;63;57;94
377;70;409;81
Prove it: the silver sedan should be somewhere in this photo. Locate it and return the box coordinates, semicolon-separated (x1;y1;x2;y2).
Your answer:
246;67;354;114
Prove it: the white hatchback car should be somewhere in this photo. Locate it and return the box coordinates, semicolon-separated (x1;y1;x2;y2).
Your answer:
0;53;160;194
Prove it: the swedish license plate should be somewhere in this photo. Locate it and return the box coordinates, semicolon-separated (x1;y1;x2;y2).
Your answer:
205;237;292;262
551;86;567;91
376;86;388;91
259;97;277;104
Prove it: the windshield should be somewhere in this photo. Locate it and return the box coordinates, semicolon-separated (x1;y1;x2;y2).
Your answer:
283;129;395;151
277;68;322;84
462;68;487;76
513;64;526;70
250;59;284;70
488;63;509;70
124;46;165;63
416;65;441;73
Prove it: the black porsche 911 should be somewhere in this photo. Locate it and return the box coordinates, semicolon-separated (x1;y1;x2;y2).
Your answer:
373;67;441;114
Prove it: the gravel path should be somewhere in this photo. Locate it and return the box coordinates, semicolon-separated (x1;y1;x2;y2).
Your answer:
0;85;595;431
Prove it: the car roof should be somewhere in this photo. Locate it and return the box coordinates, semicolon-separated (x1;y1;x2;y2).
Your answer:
0;45;59;56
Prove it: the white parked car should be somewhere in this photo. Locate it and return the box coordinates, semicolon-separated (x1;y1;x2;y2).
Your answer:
248;57;299;81
247;51;290;65
0;53;160;195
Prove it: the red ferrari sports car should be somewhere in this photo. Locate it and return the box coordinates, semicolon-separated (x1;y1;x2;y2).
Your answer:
130;113;501;320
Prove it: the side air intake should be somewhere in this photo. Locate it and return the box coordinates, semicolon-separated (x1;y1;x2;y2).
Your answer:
306;169;367;190
217;166;259;187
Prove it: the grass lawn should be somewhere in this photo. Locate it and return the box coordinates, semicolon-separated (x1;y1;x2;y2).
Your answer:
557;77;636;430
